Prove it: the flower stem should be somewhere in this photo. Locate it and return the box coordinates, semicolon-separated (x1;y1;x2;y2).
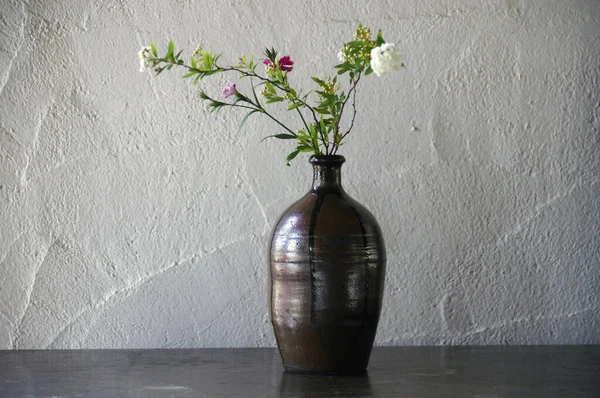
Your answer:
333;72;362;154
334;78;360;154
154;57;332;155
260;108;297;136
216;65;329;151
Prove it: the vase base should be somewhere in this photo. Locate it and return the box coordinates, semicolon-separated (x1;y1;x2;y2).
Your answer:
283;364;368;375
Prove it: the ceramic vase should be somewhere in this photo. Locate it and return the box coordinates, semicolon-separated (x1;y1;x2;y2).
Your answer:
268;155;386;374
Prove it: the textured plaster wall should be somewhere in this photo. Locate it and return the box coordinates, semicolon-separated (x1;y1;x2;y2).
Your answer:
0;0;599;349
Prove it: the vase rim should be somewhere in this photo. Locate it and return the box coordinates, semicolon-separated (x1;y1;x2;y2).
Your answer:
309;155;346;166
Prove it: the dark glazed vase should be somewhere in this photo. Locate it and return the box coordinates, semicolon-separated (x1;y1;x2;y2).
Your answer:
268;155;386;374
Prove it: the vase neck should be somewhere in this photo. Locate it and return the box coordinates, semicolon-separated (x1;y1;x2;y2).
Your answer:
310;155;345;193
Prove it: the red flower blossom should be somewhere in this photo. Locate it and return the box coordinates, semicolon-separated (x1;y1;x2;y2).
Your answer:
278;55;294;72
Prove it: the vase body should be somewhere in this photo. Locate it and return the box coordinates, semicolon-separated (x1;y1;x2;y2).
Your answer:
268;155;386;374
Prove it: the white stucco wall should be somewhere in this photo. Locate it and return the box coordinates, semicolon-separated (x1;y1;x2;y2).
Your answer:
0;0;598;349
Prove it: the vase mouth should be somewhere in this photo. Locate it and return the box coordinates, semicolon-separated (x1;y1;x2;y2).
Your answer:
309;155;346;166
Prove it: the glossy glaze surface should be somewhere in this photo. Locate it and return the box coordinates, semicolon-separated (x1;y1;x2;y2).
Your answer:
269;156;386;373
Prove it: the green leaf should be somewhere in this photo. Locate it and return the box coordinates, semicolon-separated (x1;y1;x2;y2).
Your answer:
250;82;262;107
260;133;297;142
200;69;218;77
311;77;326;87
275;133;297;139
198;90;210;100
376;29;385;46
182;70;197;79
319;116;327;138
239;109;260;131
209;101;227;111
233;92;251;104
298;145;314;153
287;102;302;110
276;68;285;82
167;40;175;60
309;123;318;140
150;43;158;57
264;47;278;63
286;150;300;166
314;106;331;115
265;97;284;104
265;81;276;94
201;50;219;70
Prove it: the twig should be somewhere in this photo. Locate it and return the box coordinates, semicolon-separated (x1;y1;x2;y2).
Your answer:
333;72;361;153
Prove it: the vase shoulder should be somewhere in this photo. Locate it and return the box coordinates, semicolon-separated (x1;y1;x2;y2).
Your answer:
272;190;384;237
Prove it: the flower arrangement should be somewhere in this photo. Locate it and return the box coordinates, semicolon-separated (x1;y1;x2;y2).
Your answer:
139;25;403;164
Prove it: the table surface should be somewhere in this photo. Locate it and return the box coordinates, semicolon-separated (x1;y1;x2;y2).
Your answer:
0;346;599;397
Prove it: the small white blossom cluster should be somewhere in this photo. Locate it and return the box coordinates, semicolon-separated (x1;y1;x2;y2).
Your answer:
369;43;403;77
192;44;203;59
138;47;154;72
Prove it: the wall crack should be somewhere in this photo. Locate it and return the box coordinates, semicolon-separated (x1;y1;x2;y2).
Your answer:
0;1;27;99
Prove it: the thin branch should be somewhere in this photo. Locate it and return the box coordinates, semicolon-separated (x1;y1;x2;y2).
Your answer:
296;108;311;137
155;58;323;149
212;65;324;149
333;72;361;153
228;103;258;111
334;79;359;154
249;78;262;109
202;91;298;137
260;109;297;136
217;66;320;122
315;117;329;155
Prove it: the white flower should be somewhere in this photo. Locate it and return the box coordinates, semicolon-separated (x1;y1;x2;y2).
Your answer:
138;47;154;72
192;44;203;59
369;43;403;77
337;49;345;62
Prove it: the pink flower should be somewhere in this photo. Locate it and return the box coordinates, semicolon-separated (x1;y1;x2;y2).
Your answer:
278;55;294;72
221;83;237;98
263;59;275;73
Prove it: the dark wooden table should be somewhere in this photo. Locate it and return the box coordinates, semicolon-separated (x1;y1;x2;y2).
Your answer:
0;346;598;397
